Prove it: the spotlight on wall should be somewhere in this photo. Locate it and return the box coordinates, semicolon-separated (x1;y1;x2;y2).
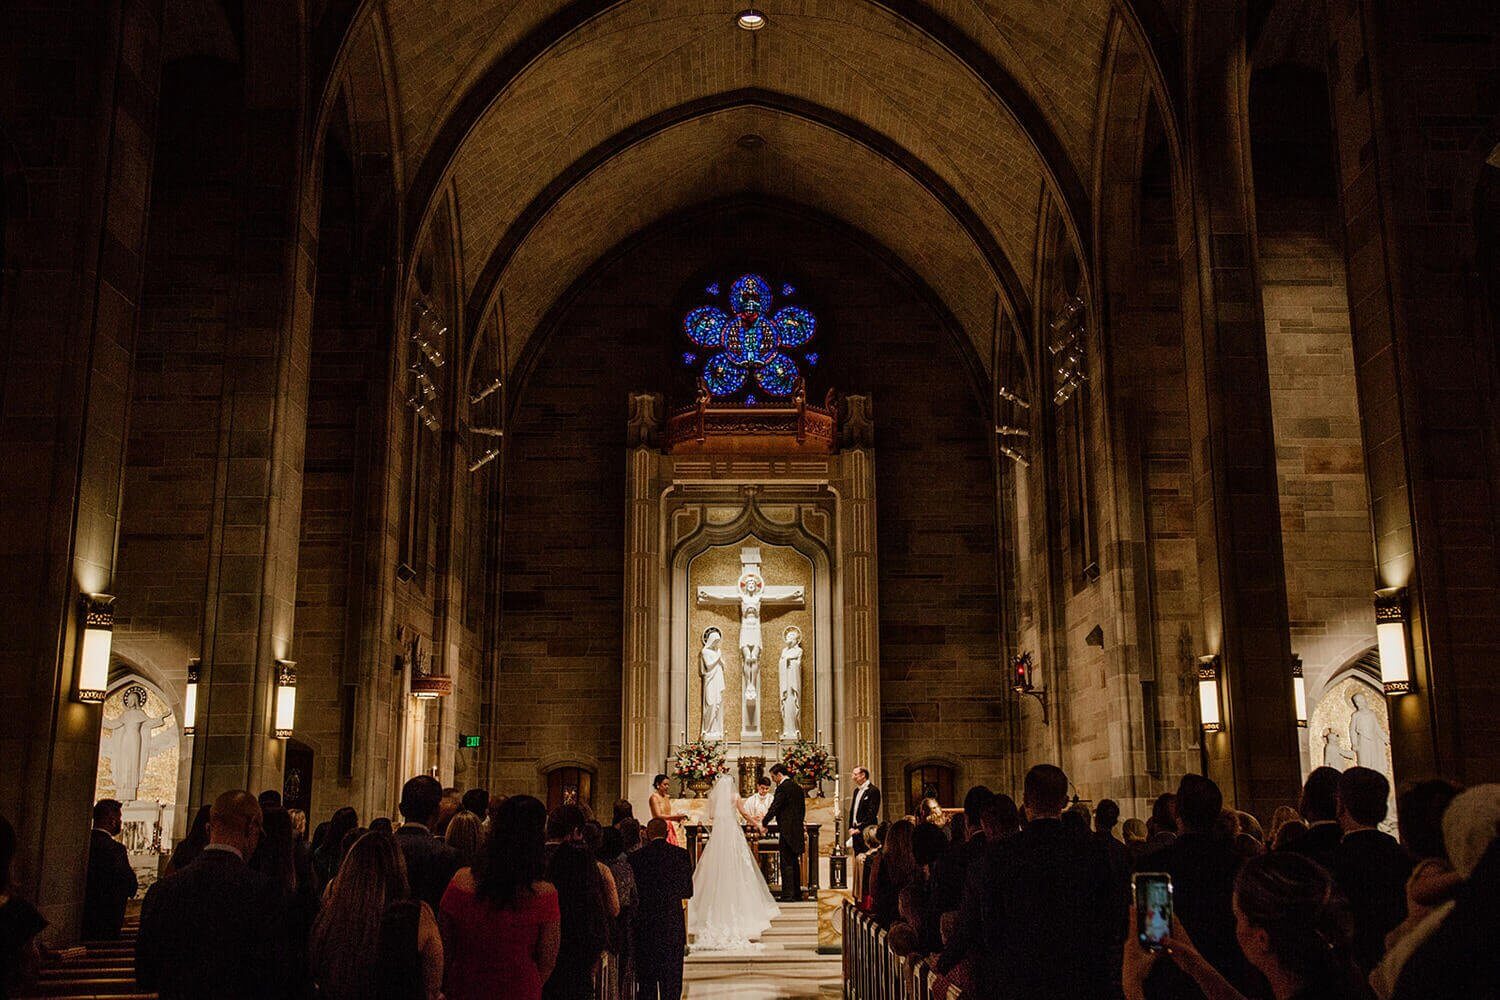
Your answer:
994;425;1030;437
468;448;500;473
1374;587;1412;694
1197;654;1223;733
1291;654;1307;728
999;445;1030;468
469;378;502;406
997;386;1031;409
274;660;297;739
735;8;767;30
184;658;201;735
76;593;116;703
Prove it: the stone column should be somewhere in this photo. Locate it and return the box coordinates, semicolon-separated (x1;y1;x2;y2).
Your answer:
622;394;665;805
835;398;880;781
0;0;163;939
1180;5;1302;817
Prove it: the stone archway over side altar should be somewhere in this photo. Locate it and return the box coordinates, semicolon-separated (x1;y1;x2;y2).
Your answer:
621;392;879;811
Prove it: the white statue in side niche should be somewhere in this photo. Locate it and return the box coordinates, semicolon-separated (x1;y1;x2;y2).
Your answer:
779;626;804;740
1349;691;1388;770
1322;727;1356;772
101;686;172;802
700;627;726;741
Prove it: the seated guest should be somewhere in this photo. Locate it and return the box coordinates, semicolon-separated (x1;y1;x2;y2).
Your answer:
1124;850;1371;1000
312;831;443;1000
83;798;138;941
1331;766;1412;972
629;818;693;1000
441;795;560;1000
445;811;483;870
872;819;916;927
1135;773;1258;1000
1383;784;1500;1000
0;814;46;998
395;776;461;911
937;764;1114;999
136;790;288;1000
1286;766;1342;870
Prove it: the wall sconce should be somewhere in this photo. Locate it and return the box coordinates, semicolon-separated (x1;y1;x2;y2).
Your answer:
274;660;297;739
1291;654;1307;728
1197;654;1223;733
183;658;201;734
1374;587;1412;695
76;593;115;703
1010;651;1049;725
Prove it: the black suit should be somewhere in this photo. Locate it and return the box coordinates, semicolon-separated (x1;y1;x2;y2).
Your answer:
394;824;461;912
83;828;138;940
136;847;290;1000
1136;831;1256;1000
762;777;807;902
629;838;694;1000
938;817;1113;1000
1285;819;1342;871
848;783;881;853
1332;827;1413;972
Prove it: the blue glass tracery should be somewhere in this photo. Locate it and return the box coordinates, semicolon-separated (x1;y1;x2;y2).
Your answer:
682;273;818;399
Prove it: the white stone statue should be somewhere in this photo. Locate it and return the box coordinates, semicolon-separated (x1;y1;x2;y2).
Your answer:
100;686;172;802
696;546;805;740
1322;726;1356;772
1349;691;1388;770
699;627;726;740
779;626;803;740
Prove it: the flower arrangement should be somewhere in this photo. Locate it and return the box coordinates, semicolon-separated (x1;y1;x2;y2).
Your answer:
781;739;835;783
673;738;728;783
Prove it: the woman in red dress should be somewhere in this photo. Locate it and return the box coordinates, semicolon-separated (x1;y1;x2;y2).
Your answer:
440;795;561;1000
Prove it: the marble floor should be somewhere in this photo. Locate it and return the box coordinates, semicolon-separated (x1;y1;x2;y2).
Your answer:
683;901;842;999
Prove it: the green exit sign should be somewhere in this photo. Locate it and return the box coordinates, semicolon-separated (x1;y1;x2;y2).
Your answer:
458;734;481;749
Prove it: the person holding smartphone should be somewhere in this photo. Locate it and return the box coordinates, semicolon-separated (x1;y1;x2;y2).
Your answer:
1123;852;1373;1000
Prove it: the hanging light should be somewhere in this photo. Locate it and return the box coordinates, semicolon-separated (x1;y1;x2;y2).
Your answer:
1374;587;1412;694
183;658;201;735
736;8;767;30
274;660;297;739
76;593;115;703
1291;654;1307;728
1198;654;1223;733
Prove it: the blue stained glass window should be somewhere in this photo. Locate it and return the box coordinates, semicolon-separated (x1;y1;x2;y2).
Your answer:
681;273;819;400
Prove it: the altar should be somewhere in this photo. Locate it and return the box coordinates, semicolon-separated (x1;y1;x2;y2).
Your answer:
620;390;882;812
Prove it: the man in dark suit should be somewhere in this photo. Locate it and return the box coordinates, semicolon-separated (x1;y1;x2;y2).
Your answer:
136;789;289;1000
847;766;881;854
1286;765;1343;870
394;774;461;910
83;799;138;940
630;817;694;1000
936;764;1114;1000
760;763;807;902
1332;766;1413;972
1135;774;1257;1000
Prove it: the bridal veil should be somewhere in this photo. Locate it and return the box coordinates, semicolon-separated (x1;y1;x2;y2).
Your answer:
687;774;781;950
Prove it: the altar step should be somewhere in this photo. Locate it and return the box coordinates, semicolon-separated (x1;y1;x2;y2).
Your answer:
684;903;840;998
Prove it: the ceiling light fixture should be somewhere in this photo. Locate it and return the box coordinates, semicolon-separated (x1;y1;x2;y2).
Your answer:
736;8;767;30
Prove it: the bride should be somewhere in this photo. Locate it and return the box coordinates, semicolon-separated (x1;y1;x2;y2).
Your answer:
688;773;781;950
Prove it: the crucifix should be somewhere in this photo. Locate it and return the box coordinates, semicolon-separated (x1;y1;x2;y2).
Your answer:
696;546;805;740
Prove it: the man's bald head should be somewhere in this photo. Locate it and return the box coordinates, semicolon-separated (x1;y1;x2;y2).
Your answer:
209;790;263;856
645;818;670;842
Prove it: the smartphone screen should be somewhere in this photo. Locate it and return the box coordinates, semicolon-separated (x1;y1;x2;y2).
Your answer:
1132;872;1173;951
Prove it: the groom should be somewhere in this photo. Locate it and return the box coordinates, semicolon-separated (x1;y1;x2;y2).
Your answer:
759;763;807;902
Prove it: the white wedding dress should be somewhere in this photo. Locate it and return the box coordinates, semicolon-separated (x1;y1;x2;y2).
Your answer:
688;774;781;950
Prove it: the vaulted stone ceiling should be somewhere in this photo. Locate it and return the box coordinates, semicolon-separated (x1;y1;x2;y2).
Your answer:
327;0;1121;379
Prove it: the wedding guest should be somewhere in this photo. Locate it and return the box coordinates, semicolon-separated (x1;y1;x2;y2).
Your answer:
433;789;463;836
930;787;994;917
312;831;442;1000
1124;851;1371;1000
83;799;137;941
917;797;947;830
1386;778;1462;940
315;806;359;886
630;819;693;1000
1267;805;1302;846
1122;817;1149;863
462;788;490;820
847;767;881;854
611;800;634;826
1286;766;1342;870
937;765;1114;998
598;827;638;1000
1135;773;1258;1000
1063;801;1092;834
1144;792;1178;855
617;817;643;854
252;806;319;984
167;803;212;875
395;776;461;911
445;811;483;870
1331;766;1412;972
545;838;611;1000
258;790;282;812
910;821;949;952
136;790;289;1000
371;817;394;836
441;795;560;1000
1271;817;1308;851
0;814;45;1000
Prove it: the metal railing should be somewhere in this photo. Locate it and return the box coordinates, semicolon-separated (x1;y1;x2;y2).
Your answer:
843;901;956;1000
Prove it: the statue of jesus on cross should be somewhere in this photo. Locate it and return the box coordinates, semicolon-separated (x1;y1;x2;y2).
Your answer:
696;546;805;741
